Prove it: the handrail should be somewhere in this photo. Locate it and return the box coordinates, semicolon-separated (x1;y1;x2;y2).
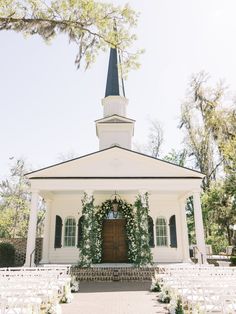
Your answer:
29;248;36;267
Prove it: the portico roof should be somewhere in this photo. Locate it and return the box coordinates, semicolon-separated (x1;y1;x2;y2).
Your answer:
26;146;204;179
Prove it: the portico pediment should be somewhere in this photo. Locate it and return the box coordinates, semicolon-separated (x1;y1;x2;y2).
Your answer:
26;146;204;179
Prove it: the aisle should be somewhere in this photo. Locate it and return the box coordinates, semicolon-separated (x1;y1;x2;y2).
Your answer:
61;281;168;314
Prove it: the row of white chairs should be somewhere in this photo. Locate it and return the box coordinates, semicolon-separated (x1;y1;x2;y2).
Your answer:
156;265;236;313
0;265;72;314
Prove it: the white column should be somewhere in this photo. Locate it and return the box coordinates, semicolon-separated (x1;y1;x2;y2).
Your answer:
25;190;39;267
40;198;52;264
179;198;191;262
193;191;207;264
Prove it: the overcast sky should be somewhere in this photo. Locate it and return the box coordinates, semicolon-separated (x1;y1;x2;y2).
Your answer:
1;0;236;178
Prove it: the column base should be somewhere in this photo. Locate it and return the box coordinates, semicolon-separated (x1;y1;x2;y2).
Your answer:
24;262;36;267
182;258;193;264
196;253;208;264
39;259;50;265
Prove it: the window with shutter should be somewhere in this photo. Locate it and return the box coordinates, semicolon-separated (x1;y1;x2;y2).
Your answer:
54;215;62;248
169;215;177;248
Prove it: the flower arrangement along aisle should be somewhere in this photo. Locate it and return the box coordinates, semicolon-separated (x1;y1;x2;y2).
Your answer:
70;276;79;293
168;293;184;314
150;271;162;292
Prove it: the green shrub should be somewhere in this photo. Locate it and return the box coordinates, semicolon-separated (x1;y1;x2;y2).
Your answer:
0;242;15;267
230;256;236;266
206;235;228;254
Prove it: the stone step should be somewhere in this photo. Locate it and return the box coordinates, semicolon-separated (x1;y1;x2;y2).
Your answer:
71;266;158;281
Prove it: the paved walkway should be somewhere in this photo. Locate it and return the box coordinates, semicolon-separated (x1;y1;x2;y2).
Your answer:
61;281;168;314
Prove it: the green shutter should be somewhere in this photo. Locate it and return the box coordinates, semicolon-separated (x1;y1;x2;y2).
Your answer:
169;215;177;248
148;216;155;247
77;216;84;248
54;215;62;248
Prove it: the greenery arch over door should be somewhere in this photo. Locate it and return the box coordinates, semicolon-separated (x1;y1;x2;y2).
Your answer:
79;192;152;267
93;199;136;263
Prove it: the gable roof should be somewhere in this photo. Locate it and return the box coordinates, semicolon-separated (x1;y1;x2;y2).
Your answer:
95;114;135;123
26;146;205;179
95;114;135;137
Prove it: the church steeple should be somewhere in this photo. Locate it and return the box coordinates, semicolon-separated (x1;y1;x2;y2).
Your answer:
105;48;120;97
105;47;125;98
95;48;135;150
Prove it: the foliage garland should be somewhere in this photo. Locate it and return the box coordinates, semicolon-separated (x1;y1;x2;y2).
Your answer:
93;198;136;263
79;192;94;268
134;192;153;266
79;194;153;267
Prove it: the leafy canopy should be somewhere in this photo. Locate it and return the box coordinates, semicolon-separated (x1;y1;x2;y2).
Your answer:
0;159;30;238
0;158;45;238
0;0;142;74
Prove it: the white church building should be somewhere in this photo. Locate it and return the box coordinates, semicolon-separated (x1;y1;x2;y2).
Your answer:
24;48;207;266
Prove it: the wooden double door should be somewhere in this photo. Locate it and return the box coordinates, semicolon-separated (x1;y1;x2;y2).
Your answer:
102;219;128;263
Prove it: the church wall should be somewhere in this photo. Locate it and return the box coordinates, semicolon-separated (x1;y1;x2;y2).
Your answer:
48;194;83;264
46;192;187;264
99;129;132;150
102;95;128;117
149;194;185;263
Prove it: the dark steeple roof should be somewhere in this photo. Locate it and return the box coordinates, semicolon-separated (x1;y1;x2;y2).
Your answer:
105;48;120;97
105;47;126;97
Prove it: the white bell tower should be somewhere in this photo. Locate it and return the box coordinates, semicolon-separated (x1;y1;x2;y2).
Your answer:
96;48;135;150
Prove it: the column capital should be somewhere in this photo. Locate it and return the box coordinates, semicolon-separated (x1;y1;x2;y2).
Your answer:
41;192;54;202
44;198;53;205
192;189;201;195
178;192;191;202
31;189;39;194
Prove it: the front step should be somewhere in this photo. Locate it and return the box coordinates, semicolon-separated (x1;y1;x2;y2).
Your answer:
71;266;158;281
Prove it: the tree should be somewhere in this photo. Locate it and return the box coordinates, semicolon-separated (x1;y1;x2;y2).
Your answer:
134;119;164;158
0;0;141;73
163;148;187;167
145;119;164;158
0;159;30;238
180;71;236;251
0;158;44;238
180;71;236;183
202;180;236;247
179;71;226;191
